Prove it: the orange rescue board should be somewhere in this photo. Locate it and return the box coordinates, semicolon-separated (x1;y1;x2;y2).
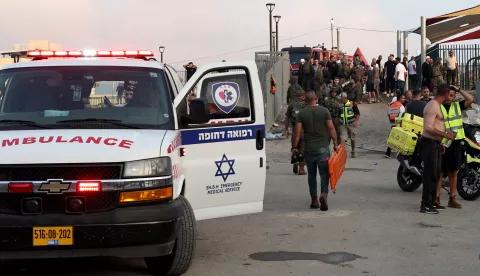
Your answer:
328;145;347;193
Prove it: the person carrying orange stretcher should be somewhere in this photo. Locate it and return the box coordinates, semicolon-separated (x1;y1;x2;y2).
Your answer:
292;90;339;211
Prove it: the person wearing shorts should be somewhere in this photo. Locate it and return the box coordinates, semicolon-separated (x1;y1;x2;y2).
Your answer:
365;64;376;103
435;85;474;209
339;92;360;158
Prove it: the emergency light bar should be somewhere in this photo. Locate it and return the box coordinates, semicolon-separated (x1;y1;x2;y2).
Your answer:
26;50;154;58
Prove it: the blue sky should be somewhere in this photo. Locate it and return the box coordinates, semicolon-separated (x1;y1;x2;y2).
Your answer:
0;0;478;69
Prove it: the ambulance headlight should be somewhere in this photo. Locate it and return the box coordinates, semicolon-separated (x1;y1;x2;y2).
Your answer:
123;157;172;178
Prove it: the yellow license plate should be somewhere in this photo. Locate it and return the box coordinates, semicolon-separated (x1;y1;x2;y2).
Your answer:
33;226;73;246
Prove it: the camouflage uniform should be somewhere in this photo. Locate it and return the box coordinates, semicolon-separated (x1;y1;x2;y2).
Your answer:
432;62;446;95
318;84;331;107
286;99;307;168
324;96;341;145
286;82;303;104
314;67;324;92
301;62;315;91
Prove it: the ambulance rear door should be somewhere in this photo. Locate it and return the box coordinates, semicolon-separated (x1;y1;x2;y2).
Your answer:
174;61;266;221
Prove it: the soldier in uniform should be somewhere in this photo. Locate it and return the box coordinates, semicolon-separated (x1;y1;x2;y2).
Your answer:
324;88;341;145
314;61;325;92
285;90;307;175
301;56;315;91
432;57;447;95
286;76;303;104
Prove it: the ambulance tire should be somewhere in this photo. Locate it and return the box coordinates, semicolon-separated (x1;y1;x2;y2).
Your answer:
397;165;422;192
145;195;197;276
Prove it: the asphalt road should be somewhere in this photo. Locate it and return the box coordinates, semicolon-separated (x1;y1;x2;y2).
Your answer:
4;100;480;276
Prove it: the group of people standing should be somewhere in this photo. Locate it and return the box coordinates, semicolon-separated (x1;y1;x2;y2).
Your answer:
387;82;473;214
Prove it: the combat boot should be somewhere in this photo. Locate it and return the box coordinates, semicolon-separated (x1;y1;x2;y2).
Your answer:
448;196;462;209
298;165;306;175
433;197;446;210
320;193;328;211
310;196;320;209
293;164;299;174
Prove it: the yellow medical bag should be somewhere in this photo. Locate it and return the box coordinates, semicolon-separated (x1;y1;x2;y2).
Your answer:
400;113;423;135
387;126;419;156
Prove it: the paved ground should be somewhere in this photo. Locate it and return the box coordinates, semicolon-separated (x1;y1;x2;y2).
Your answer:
4;100;480;276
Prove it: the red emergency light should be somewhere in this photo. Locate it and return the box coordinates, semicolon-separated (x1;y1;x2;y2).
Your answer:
77;181;102;192
8;183;33;193
26;50;154;58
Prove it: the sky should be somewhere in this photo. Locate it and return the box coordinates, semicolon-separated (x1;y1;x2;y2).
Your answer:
0;0;478;70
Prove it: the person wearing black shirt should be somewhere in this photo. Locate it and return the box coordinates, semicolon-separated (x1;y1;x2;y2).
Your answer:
421;57;432;89
421;86;431;103
184;62;197;82
406;89;427;117
384;54;396;96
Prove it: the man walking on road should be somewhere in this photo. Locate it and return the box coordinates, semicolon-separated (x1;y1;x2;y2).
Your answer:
286;90;307;175
419;84;457;214
292;91;338;211
435;85;474;209
339;92;360;158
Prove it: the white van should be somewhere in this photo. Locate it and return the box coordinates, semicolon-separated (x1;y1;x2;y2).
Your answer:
0;50;266;276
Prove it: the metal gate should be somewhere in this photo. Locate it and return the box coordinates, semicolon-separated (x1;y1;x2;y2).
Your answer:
255;51;290;131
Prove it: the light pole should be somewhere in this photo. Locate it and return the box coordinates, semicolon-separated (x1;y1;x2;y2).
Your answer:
272;32;277;52
159;46;165;63
273;15;281;53
266;3;275;52
330;18;335;51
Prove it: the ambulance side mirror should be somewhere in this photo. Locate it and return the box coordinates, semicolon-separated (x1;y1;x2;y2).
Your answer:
181;98;210;125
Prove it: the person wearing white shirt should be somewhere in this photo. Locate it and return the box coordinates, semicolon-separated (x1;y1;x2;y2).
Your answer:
395;57;407;95
408;56;417;89
445;50;458;86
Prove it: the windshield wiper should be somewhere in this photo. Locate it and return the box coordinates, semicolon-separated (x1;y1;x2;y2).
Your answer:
56;118;142;129
0;120;51;129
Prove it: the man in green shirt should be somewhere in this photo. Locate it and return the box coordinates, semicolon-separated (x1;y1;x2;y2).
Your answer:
292;91;339;211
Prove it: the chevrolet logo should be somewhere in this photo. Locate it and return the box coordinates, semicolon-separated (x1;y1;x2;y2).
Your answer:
39;180;71;193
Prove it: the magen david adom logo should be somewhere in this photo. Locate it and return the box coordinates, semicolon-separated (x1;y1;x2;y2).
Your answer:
211;82;240;114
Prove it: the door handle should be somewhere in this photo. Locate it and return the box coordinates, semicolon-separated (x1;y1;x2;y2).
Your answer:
256;129;264;150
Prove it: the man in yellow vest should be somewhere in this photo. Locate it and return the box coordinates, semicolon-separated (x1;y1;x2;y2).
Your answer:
339;92;360;158
435;85;474;209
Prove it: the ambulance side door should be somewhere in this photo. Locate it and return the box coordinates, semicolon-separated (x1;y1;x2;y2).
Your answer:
174;62;266;221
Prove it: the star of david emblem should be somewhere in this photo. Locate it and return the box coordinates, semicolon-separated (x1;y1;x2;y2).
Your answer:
215;154;235;182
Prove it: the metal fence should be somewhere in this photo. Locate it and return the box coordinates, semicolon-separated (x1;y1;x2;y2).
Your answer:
424;44;480;90
255;51;290;131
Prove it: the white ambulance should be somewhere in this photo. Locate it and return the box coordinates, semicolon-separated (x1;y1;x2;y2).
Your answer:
0;50;266;276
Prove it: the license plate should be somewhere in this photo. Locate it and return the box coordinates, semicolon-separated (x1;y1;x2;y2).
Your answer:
33;226;73;246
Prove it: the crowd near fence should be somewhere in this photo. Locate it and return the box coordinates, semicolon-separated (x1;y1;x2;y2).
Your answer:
417;43;480;90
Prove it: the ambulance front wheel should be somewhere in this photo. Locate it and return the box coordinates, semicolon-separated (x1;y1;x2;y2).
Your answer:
145;195;197;276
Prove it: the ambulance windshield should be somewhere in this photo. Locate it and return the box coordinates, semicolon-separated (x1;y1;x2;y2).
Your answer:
0;66;173;130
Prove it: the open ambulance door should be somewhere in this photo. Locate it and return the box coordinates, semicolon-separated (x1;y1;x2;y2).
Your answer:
173;61;266;221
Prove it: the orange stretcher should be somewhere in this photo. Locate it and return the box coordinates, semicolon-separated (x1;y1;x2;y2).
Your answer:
328;145;347;193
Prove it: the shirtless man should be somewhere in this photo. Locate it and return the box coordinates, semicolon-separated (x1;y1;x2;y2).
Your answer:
419;84;456;214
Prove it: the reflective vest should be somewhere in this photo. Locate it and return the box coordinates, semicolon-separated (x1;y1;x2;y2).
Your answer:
340;100;355;125
388;101;403;122
441;102;465;147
